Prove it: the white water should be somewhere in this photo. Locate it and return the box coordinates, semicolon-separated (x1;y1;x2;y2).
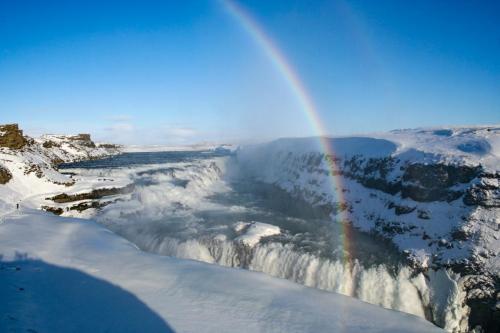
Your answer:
121;231;471;332
64;152;469;332
126;234;426;317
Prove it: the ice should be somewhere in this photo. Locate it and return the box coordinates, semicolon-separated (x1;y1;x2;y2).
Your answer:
234;222;281;247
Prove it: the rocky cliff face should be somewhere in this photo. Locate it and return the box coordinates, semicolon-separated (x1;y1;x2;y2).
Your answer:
236;127;500;333
68;133;95;148
36;133;121;164
463;174;500;208
330;154;499;332
0;124;28;149
0;165;12;184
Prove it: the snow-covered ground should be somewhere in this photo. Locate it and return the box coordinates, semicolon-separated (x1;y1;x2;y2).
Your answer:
0;132;122;213
0;210;444;333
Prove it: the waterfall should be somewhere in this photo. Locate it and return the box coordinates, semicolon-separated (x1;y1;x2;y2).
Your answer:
87;154;470;332
121;232;468;330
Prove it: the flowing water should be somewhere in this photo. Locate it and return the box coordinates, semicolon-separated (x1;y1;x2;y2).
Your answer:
61;151;467;331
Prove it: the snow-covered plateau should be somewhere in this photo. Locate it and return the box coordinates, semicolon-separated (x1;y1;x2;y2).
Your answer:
1;123;498;332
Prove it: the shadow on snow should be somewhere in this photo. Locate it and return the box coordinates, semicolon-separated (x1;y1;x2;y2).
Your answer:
0;253;174;333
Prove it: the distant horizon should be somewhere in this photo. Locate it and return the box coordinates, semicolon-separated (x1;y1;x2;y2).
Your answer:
7;120;498;147
2;0;499;144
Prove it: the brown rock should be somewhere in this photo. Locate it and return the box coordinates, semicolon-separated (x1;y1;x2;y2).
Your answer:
42;140;61;148
47;184;135;203
69;134;95;148
0;124;27;149
41;206;64;215
0;165;12;184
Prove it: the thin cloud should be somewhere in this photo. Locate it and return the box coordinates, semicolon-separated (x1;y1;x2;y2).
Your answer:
105;115;133;122
165;127;198;139
104;122;134;132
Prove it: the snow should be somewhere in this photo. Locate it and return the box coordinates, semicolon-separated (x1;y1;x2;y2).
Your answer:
36;134;121;162
0;143;128;216
380;126;500;171
266;136;398;157
0;130;129;216
242;126;500;170
0;210;444;333
234;221;281;247
0;148;68;212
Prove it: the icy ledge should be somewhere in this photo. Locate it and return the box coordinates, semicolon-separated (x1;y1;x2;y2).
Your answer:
0;210;443;333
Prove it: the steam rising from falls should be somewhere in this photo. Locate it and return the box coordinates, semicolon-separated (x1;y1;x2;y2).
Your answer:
63;152;468;330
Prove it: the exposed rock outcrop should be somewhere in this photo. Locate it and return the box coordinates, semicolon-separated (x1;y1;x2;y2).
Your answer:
0;124;27;149
41;206;64;215
401;164;480;202
69;133;95;148
37;133;121;164
98;143;121;149
460;274;500;333
47;184;135;203
69;200;117;212
42;140;61;149
342;156;482;203
0;165;12;184
463;174;500;208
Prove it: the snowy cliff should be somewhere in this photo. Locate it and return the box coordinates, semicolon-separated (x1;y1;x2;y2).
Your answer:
37;133;121;163
0;124;121;212
236;126;500;332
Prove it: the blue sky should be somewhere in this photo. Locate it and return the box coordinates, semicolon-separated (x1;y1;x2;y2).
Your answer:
1;0;499;144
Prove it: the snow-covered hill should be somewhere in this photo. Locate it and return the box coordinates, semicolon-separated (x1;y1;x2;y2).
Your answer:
236;126;500;332
0;124;122;212
36;133;121;163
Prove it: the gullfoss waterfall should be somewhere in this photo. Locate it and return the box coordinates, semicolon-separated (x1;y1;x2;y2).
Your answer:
61;151;467;331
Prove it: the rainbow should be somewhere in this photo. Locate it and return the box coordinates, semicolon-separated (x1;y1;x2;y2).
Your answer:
221;0;353;266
